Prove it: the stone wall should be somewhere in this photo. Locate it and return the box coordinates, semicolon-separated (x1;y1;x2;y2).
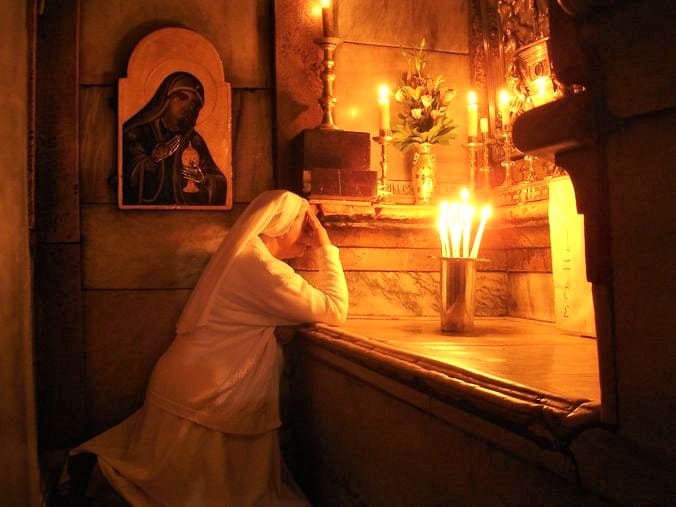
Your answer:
36;0;276;443
36;0;552;446
295;201;553;321
275;0;472;191
0;0;40;504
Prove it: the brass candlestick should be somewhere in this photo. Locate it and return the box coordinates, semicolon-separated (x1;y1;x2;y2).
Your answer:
500;125;515;187
314;36;342;129
372;129;393;201
479;131;495;189
464;136;482;192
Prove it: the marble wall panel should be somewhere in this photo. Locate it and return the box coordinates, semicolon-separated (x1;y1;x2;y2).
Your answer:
508;273;555;322
475;272;509;317
326;223;438;248
506;247;552;273
335;43;471;184
300;270;507;318
293;245;507;273
80;86;275;205
83;290;190;433
81;204;244;289
79;0;272;87
482;223;551;249
337;0;469;53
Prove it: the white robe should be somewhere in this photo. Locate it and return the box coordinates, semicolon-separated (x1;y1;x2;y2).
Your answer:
75;238;348;506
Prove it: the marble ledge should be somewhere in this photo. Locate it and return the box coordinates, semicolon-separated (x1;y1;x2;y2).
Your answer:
297;317;600;449
313;195;549;226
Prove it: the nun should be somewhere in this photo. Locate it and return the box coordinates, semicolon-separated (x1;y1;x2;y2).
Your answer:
68;190;348;506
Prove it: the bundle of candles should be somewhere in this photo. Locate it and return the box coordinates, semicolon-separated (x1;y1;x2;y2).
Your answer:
437;189;492;259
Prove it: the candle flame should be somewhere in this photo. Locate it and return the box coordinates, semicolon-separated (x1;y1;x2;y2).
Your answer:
467;90;477;105
499;89;510;106
378;85;390;104
437;191;492;259
320;0;331;7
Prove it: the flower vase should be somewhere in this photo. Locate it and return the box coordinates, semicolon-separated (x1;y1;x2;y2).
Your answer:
413;142;436;204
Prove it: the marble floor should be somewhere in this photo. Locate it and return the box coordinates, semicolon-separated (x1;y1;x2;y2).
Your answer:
339;316;601;402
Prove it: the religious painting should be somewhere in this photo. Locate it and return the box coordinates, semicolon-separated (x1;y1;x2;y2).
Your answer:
118;28;233;209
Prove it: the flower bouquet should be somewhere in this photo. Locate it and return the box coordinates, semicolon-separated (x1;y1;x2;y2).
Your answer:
392;39;457;152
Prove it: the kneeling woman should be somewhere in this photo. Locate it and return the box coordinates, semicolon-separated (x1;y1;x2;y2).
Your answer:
71;190;348;506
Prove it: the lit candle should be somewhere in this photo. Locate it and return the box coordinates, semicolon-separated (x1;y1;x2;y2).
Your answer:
450;202;461;258
460;188;472;258
531;76;554;107
470;205;492;259
378;85;390;132
320;0;334;37
438;201;450;258
479;117;489;135
467;91;478;138
498;89;511;127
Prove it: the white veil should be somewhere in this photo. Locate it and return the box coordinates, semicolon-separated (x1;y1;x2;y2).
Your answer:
176;190;307;334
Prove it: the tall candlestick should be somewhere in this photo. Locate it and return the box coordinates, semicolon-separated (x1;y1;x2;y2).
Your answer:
498;89;511;127
378;85;390;132
320;0;334;37
467;91;478;138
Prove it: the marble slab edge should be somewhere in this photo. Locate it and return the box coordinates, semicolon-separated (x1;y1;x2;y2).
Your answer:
298;324;601;448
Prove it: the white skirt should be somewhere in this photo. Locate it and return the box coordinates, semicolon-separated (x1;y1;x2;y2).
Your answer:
73;403;310;507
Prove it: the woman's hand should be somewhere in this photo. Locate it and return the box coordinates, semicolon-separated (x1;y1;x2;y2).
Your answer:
300;207;331;248
151;135;181;162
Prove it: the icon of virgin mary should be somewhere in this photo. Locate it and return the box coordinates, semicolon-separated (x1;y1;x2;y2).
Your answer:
122;72;227;206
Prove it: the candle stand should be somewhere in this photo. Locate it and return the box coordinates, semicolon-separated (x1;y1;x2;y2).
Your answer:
372;129;393;201
464;136;482;192
499;125;515;187
480;131;495;189
314;36;342;129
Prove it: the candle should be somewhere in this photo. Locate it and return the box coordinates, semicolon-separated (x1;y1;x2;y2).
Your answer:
320;0;334;37
378;85;390;131
438;202;450;258
498;89;511;126
450;203;462;258
470;205;492;258
460;188;472;258
531;76;554;107
467;91;478;138
479;117;488;134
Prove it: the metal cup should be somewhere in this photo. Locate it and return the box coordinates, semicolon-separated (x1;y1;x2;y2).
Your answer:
440;257;477;333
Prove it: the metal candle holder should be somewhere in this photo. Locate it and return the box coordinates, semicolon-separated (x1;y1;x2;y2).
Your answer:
479;132;495;189
499;125;515;187
314;36;342;129
464;136;482;192
372;129;393;201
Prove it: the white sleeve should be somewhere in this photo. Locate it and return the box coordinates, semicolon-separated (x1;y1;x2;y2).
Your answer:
233;245;349;326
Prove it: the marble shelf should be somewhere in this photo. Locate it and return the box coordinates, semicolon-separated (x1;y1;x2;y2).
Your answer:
298;316;601;447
